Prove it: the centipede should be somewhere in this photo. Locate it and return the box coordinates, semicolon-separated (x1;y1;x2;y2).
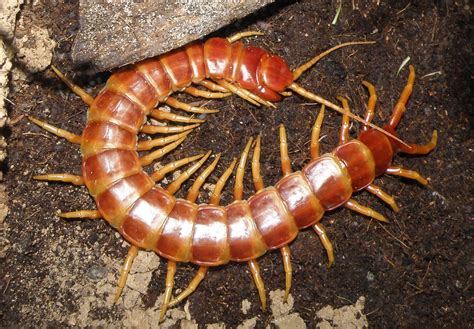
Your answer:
29;31;437;321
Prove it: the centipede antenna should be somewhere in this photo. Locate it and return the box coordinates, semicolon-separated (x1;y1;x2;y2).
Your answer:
137;131;193;151
34;173;84;186
114;245;139;304
51;65;95;106
292;41;375;80
227;31;264;43
28;116;82;144
58;210;102;219
312;223;335;267
140;136;187;166
141;123;200;135
150;153;205;182
288;83;409;147
150;109;204;124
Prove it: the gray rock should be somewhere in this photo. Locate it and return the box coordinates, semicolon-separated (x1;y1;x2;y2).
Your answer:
72;0;274;72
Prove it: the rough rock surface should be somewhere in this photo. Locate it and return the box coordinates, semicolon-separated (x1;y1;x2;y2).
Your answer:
72;0;274;72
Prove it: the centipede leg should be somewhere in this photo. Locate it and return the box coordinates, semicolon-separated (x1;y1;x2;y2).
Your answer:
227;31;264;43
215;79;276;108
150;109;204;124
365;184;400;212
385;166;429;185
34;173;84;185
150;153;205;182
141;123;200;134
209;158;237;205
137;131;193;151
186;153;221;203
251;134;264;191
28;116;82;144
248;259;266;310
51;65;94;106
310;105;326;159
361;81;377;130
336;96;351;145
313;223;335;267
184;86;231;99
159;260;177;321
387;65;415;130
234;138;253;201
166;151;212;195
58;210;102;219
397;130;438;155
166;96;219;114
280;245;292;301
140;136;188;166
114;245;139;303
279;125;292;176
345;199;388;222
168;266;208;307
199;79;229;93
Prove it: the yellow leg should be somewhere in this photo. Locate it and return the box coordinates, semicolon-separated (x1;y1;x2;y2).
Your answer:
310;105;326;159
313;223;334;267
251;134;264;192
34;173;84;186
288;83;406;146
159;260;177;321
361;80;377;130
184;86;231;99
387;65;415;129
141;123;199;134
114;245;139;303
336;96;351;145
150;153;205;182
234;138;254;201
248;259;266;310
199;79;229;93
209;158;237;205
292;41;375;80
365;184;399;212
168;266;208;307
137;131;192;151
398;130;438;155
58;210;102;219
150;109;204;124
51;65;94;106
166;96;219;114
28;116;82;144
140;136;187;166
279;125;292;176
345;199;388;223
215;79;275;108
385;166;428;185
227;31;264;43
280;245;292;302
166;151;212;195
186;154;221;202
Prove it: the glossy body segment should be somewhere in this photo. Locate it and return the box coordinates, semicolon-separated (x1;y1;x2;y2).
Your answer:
159;48;193;90
358;129;394;176
248;187;298;249
185;43;206;83
275;172;325;228
302;154;353;210
334;140;375;191
81;121;137;157
120;187;176;248
155;199;197;262
204;38;232;78
134;58;173;101
191;205;230;266
226;200;267;261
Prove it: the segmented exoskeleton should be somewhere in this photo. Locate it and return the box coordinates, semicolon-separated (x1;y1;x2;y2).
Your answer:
29;32;437;320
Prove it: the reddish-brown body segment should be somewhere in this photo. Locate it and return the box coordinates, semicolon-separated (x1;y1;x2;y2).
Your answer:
78;37;409;266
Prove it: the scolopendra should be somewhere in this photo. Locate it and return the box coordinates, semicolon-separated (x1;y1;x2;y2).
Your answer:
29;31;437;321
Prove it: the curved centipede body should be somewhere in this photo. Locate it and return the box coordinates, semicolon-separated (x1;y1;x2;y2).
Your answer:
30;32;437;321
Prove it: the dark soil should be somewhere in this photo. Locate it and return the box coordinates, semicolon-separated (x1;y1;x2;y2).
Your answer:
2;0;472;327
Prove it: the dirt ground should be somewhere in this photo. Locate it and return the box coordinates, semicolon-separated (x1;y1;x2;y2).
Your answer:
2;0;472;327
